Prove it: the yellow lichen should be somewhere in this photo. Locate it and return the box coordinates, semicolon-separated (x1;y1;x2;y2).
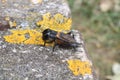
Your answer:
9;21;17;28
67;59;92;76
4;29;40;44
5;16;10;21
36;13;72;32
4;29;54;46
4;16;17;28
4;13;72;45
1;0;7;3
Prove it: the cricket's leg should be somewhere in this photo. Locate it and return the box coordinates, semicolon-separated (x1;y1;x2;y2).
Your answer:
52;40;57;52
44;41;46;46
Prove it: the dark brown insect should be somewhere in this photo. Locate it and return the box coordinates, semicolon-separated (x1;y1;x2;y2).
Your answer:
42;29;81;51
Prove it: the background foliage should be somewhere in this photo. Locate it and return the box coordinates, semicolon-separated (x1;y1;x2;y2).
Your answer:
68;0;120;80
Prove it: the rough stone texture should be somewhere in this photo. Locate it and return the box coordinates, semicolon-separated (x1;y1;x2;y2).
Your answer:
0;0;97;80
0;0;71;28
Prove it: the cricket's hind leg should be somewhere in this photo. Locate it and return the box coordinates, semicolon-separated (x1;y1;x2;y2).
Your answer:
43;41;47;46
52;40;58;52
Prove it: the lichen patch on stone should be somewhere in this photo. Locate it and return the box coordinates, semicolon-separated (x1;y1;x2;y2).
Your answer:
4;13;72;45
36;13;72;32
1;0;7;3
9;21;17;28
31;0;42;4
4;29;48;45
67;59;92;76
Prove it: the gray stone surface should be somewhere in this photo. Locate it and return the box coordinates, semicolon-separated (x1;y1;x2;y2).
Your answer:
0;0;71;28
0;31;96;80
0;0;97;80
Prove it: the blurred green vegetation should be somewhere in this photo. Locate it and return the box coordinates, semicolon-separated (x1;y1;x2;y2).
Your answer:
68;0;120;80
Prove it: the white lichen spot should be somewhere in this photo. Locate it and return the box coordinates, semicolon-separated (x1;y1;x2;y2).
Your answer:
35;74;43;78
24;77;29;80
12;48;17;53
31;0;42;4
32;69;38;72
